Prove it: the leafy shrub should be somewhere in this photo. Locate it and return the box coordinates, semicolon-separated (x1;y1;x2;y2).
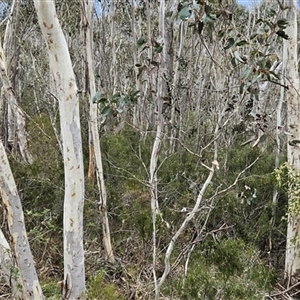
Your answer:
170;239;276;299
88;270;125;300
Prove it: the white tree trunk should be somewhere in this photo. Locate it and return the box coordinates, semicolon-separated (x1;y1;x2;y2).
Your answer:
270;49;285;253
150;0;166;294
170;21;184;152
284;0;300;282
81;0;115;263
34;1;86;298
0;141;44;299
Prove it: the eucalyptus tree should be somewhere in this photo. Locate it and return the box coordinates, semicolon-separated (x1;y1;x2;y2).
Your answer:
0;1;43;298
34;1;86;298
282;0;300;282
0;139;44;299
150;1;174;296
80;0;115;263
208;0;300;287
143;0;289;297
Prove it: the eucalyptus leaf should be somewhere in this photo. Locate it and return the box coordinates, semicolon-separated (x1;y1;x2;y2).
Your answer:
155;45;163;53
242;68;252;79
218;29;225;38
92;91;102;103
239;83;244;95
265;59;272;69
253;88;259;101
291;140;300;145
137;37;146;49
231;56;237;68
179;7;191;20
276;30;289;40
236;40;248;46
277;18;289;29
101;106;111;117
224;38;234;50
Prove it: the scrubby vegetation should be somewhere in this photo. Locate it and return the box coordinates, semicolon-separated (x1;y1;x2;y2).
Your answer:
0;0;296;298
3;123;285;299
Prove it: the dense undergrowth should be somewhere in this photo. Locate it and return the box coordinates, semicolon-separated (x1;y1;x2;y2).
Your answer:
3;115;287;299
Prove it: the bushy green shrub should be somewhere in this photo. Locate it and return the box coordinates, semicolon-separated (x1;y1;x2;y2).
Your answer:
88;270;125;300
41;279;61;299
169;239;276;299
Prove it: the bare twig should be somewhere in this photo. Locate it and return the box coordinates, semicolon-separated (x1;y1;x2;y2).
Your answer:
216;156;260;196
269;281;300;298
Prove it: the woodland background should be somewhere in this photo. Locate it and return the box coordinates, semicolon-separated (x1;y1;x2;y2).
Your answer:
0;0;297;299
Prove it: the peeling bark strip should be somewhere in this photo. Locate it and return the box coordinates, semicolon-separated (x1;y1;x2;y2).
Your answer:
34;1;86;299
0;141;44;299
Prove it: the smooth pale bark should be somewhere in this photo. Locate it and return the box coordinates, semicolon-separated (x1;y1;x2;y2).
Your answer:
170;21;184;152
0;141;44;299
109;2;117;90
284;0;300;282
150;0;166;294
34;1;86;298
270;50;285;253
150;1;175;297
130;0;141;127
80;0;115;263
